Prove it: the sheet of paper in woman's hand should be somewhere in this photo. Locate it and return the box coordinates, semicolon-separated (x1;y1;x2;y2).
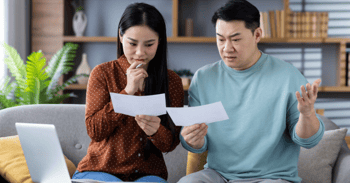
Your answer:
110;92;166;116
166;101;229;126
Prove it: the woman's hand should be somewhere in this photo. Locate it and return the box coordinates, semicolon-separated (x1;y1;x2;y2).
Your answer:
135;115;161;136
125;61;148;95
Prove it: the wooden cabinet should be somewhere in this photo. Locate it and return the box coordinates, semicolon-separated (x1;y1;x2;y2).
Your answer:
32;0;349;92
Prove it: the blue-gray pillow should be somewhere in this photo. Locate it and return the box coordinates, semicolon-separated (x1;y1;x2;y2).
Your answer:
298;128;348;183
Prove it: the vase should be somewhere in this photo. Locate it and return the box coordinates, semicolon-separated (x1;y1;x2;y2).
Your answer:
185;18;193;37
181;77;191;86
73;11;87;37
76;53;91;84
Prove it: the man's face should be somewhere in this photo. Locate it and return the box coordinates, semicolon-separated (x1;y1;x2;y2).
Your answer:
215;19;261;70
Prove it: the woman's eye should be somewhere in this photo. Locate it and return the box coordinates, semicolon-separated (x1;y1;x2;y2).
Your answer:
145;44;154;47
219;39;224;42
129;43;137;46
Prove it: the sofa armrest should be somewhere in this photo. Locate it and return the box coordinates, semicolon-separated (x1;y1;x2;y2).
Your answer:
333;143;350;183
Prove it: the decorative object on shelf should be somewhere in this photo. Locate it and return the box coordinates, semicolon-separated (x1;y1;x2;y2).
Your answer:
71;0;87;37
0;42;89;110
75;53;91;84
185;18;194;37
173;69;194;86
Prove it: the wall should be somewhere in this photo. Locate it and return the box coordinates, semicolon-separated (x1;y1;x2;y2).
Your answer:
66;0;350;134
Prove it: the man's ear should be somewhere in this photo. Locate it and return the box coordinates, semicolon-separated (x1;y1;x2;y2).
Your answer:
254;27;262;43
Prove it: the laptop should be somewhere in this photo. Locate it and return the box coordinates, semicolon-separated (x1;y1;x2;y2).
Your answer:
15;122;132;183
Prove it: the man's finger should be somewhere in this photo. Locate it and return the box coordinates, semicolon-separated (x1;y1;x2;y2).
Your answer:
313;78;322;87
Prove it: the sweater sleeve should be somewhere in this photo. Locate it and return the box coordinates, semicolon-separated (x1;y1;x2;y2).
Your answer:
287;100;325;149
286;71;325;148
85;65;128;142
180;70;208;153
147;70;184;152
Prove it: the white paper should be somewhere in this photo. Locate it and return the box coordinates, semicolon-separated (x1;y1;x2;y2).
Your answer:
110;92;166;117
166;101;229;126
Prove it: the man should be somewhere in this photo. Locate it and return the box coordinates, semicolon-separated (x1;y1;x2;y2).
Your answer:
178;0;324;183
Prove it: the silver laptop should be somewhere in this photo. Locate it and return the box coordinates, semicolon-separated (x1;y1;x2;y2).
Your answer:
15;122;115;183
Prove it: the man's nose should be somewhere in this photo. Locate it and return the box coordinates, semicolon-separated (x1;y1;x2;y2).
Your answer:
224;41;234;52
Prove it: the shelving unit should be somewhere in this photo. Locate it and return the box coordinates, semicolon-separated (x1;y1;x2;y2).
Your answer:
32;0;349;92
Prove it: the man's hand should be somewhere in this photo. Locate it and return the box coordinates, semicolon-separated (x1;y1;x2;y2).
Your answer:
295;79;321;116
135;115;161;136
181;123;208;149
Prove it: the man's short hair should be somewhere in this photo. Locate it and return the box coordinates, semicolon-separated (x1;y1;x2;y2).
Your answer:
211;0;260;34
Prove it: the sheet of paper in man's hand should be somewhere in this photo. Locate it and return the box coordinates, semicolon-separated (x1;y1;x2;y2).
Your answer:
166;101;229;126
110;92;166;117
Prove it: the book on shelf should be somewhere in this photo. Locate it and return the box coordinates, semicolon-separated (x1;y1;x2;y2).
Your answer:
322;12;329;38
311;12;317;38
305;12;311;38
276;10;281;38
347;51;349;86
260;12;265;38
281;9;285;38
263;12;271;38
288;11;329;38
290;11;297;38
269;10;277;38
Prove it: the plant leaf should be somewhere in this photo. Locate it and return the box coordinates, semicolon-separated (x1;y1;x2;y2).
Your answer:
0;77;17;109
25;51;49;104
2;42;26;86
46;43;78;93
48;74;88;97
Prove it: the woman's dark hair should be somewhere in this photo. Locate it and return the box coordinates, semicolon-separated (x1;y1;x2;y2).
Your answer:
117;3;176;160
211;0;260;34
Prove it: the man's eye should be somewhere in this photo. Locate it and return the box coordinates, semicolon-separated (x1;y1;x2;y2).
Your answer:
232;39;240;42
219;39;224;42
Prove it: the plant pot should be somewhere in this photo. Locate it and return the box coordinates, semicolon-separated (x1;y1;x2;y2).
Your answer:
73;11;87;37
76;53;91;84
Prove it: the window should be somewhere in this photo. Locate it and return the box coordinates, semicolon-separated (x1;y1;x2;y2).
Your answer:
0;0;6;81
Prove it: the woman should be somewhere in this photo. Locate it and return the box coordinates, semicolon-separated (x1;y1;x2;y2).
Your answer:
72;2;184;182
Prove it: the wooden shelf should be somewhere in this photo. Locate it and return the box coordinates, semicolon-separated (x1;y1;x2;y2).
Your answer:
65;85;350;92
63;36;350;44
63;36;118;42
65;84;88;90
168;37;216;43
65;84;190;91
319;86;350;92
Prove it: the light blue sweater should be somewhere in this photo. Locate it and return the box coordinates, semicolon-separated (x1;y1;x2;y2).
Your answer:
180;52;324;183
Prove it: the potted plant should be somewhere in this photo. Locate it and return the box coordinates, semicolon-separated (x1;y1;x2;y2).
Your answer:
173;69;194;86
0;42;88;109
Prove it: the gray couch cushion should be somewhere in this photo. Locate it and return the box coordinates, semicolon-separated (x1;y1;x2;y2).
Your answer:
298;128;348;183
0;104;89;166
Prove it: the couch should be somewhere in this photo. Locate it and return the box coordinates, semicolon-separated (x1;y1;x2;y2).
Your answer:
0;104;349;183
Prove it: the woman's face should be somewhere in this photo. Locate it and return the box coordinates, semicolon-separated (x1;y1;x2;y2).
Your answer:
119;25;159;68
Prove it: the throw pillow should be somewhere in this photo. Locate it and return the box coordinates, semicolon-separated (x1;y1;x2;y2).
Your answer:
0;135;76;183
298;128;348;183
186;151;208;175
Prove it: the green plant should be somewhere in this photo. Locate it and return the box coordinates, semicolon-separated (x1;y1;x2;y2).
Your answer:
76;6;84;12
0;42;88;109
173;69;194;77
71;0;84;12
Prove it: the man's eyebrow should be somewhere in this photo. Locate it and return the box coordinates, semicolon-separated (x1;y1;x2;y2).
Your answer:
216;33;241;38
127;37;156;43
